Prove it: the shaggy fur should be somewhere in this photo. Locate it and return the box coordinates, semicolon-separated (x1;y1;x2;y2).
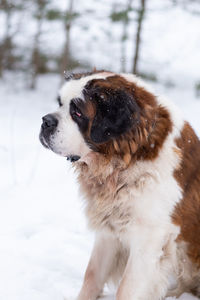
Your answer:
40;70;200;300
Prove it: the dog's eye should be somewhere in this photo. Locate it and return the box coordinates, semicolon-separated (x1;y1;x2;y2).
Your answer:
70;99;89;132
71;109;82;119
70;100;83;120
75;111;82;118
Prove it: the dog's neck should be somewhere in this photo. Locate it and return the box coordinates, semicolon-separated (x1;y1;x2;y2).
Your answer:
75;153;127;201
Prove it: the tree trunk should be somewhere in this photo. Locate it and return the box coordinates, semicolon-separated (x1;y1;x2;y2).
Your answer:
30;18;42;89
121;0;133;73
0;0;25;77
0;2;12;77
132;0;146;74
29;0;45;89
60;0;74;81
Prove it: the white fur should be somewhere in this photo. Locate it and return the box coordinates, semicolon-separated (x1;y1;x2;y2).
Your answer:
81;124;184;300
75;74;186;300
47;73;110;157
59;73;110;104
49;109;90;157
115;130;183;299
46;73;195;299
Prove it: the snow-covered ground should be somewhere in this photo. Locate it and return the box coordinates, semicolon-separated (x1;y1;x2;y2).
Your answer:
0;74;199;300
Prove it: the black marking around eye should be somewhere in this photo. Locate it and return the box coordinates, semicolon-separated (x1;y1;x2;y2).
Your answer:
90;89;140;144
70;99;89;133
70;97;86;112
57;95;62;107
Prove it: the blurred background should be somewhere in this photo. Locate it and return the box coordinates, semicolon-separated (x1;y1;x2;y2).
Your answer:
0;1;200;300
0;0;200;90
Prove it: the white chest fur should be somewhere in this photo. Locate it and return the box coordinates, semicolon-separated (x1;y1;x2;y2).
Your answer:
79;130;182;240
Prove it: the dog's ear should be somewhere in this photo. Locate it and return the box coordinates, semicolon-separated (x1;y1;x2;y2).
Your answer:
90;90;140;144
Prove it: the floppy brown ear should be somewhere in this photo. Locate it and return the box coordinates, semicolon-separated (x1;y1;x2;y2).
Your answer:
90;90;140;144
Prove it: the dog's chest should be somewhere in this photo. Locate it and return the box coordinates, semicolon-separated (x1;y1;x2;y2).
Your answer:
86;187;133;234
78;173;133;234
78;170;158;235
78;162;181;236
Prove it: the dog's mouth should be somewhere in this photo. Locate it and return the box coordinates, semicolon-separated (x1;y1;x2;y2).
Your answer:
66;155;80;162
40;132;80;162
39;131;50;149
40;129;81;162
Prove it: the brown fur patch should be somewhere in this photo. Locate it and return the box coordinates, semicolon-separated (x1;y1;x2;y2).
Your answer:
75;152;132;232
173;122;200;268
81;75;172;165
69;72;200;298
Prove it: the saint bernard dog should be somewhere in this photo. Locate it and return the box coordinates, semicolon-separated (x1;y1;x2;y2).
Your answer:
39;70;200;300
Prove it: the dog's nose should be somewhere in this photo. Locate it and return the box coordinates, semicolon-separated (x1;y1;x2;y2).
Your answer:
42;114;58;131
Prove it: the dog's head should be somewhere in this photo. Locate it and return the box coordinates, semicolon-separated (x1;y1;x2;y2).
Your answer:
40;70;171;164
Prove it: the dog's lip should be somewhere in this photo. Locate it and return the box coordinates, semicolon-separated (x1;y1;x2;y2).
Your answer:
39;132;50;149
40;130;81;161
66;155;81;162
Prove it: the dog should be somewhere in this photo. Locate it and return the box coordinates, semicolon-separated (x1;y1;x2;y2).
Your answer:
40;70;200;300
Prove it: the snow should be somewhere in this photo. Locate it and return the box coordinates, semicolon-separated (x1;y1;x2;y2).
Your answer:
0;73;199;300
1;0;200;298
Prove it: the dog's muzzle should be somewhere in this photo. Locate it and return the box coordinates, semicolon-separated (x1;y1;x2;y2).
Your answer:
40;113;58;148
39;114;81;162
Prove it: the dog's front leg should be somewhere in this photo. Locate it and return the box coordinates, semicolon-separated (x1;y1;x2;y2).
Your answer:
116;227;169;300
77;233;117;300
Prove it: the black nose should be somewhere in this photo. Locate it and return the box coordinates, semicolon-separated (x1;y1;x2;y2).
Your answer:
42;114;58;132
